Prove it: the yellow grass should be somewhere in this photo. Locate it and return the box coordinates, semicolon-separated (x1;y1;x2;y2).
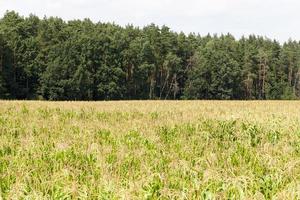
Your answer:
0;101;300;199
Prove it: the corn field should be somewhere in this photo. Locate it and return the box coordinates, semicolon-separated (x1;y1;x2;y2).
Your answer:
0;101;300;199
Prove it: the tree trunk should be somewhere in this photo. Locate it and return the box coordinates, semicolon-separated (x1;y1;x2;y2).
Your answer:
149;74;155;99
244;74;253;99
258;56;267;99
159;69;169;99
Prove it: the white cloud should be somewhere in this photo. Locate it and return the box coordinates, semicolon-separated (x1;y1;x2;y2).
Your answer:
0;0;299;42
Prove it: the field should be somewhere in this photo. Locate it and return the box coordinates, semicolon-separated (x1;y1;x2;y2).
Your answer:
0;101;300;199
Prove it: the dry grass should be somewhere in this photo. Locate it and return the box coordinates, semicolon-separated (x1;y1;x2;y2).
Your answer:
0;101;300;199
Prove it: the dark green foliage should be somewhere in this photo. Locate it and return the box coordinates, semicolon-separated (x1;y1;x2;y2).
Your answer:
1;11;300;100
184;35;242;99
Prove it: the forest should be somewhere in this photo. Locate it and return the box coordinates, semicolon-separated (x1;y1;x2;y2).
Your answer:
0;11;300;100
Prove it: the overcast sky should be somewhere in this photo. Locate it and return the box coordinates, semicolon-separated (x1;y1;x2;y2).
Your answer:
0;0;299;42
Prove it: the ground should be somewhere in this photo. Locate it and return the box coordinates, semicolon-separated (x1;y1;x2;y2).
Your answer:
0;101;300;199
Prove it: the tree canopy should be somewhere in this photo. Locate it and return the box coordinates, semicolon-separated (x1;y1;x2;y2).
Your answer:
1;11;300;100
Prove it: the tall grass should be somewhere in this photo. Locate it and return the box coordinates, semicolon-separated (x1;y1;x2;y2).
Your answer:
0;101;299;199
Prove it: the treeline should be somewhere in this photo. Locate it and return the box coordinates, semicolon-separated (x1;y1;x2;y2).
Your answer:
0;11;300;100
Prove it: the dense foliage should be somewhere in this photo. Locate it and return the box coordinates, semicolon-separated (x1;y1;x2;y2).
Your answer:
1;11;300;100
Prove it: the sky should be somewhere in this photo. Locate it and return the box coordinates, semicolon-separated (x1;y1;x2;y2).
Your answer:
0;0;299;43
